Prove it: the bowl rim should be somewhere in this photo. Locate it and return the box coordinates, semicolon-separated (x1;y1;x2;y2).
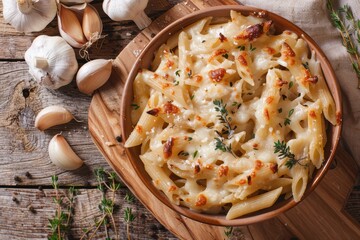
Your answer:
121;5;342;226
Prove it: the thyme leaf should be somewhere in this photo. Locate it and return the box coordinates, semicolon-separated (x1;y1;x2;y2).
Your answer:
274;140;307;169
213;99;237;139
215;137;235;157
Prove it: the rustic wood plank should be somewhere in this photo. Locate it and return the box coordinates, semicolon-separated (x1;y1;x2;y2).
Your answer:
0;61;109;186
0;0;179;185
278;145;360;239
88;0;360;239
0;0;176;60
0;187;263;239
0;187;178;239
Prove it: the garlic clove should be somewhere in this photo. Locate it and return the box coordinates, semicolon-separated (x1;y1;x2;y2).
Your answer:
58;3;87;48
35;106;75;131
3;0;57;32
76;59;113;95
82;4;103;41
24;35;78;89
48;134;84;170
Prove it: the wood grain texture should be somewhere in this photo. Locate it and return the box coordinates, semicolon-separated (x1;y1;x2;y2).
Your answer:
88;0;360;239
0;0;359;239
0;187;179;239
278;145;360;239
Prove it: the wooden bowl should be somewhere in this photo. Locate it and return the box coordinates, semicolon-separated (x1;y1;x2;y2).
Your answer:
121;5;342;226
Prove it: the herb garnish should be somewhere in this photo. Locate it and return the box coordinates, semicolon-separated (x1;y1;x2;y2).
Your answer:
48;175;76;240
237;45;245;51
302;62;310;70
289;81;294;89
224;226;234;238
124;207;135;239
81;168;124;240
175;70;181;77
187;69;193;78
213;99;237;139
190;94;195;100
284;108;294;126
222;53;229;59
124;192;135;203
249;44;256;51
131;103;140;110
178;151;190;157
193;150;198;158
327;0;360;87
215;137;235;157
173;80;179;86
274;140;307;169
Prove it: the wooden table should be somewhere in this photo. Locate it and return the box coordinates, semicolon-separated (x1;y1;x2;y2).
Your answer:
0;0;359;239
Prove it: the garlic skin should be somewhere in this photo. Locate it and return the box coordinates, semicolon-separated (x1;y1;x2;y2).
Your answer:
58;3;87;48
60;0;93;5
76;59;112;95
82;4;103;41
48;134;84;170
35;106;74;131
2;0;57;32
24;35;78;89
58;3;103;52
102;0;152;30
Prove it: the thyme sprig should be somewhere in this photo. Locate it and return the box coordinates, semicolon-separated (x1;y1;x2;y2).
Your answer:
327;0;360;87
224;226;234;238
81;168;123;240
215;137;235;157
124;207;136;240
273;140;307;169
48;175;76;240
213;99;237;139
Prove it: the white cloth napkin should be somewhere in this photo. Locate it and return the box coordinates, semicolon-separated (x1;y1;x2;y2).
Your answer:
239;0;360;165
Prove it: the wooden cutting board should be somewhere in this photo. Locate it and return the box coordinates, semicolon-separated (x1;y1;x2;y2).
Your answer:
88;0;360;239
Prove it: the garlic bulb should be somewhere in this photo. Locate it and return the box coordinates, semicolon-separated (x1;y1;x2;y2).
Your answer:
103;0;152;30
2;0;57;32
35;106;75;131
58;3;103;51
24;35;78;89
48;134;84;170
76;59;112;95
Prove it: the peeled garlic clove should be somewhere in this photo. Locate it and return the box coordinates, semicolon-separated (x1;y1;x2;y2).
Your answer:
82;4;103;41
76;59;112;95
3;0;57;32
48;134;84;170
58;3;87;48
24;35;78;89
35;106;74;131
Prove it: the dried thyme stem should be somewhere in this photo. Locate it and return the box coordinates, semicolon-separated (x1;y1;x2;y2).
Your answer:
327;0;360;87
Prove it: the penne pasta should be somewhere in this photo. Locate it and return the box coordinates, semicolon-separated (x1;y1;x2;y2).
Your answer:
125;11;337;218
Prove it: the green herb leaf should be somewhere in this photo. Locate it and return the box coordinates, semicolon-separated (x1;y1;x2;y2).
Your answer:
131;103;140;110
274;140;307;169
237;45;245;51
124;207;136;223
249;44;256;51
175;69;181;77
213;99;236;139
193;150;198;159
289;81;294;89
